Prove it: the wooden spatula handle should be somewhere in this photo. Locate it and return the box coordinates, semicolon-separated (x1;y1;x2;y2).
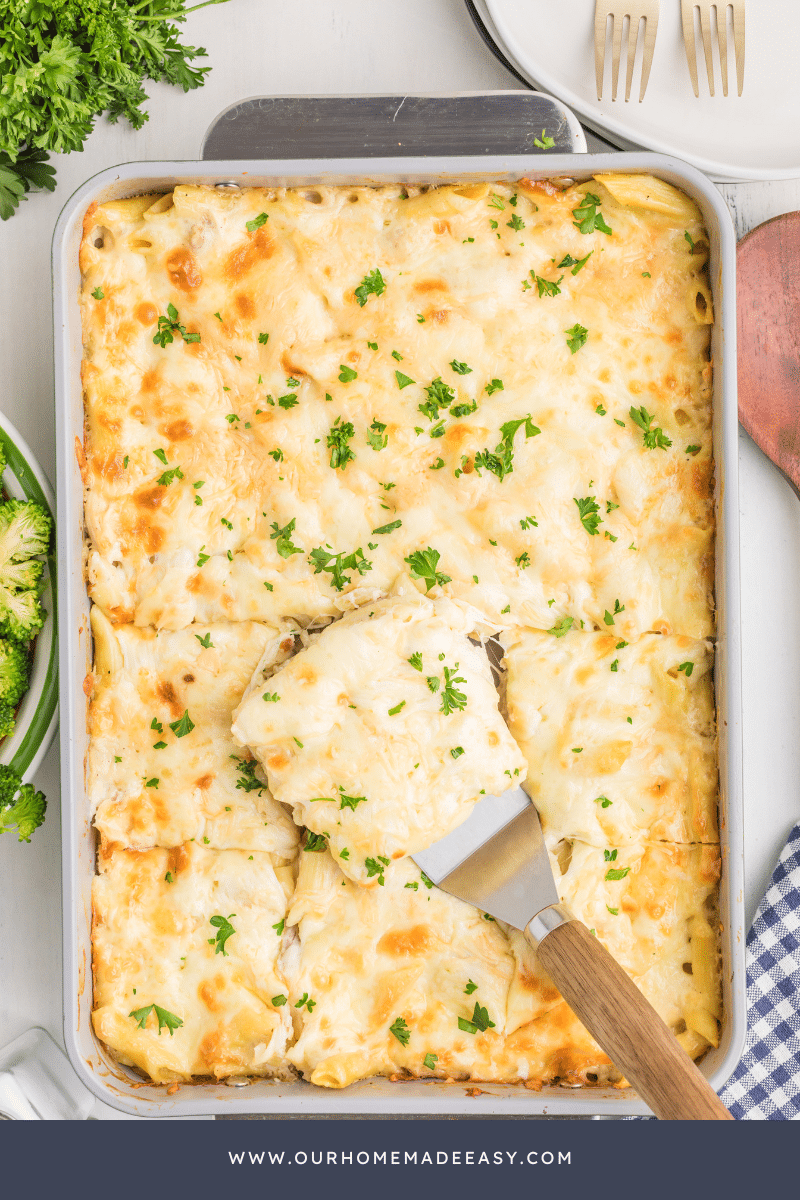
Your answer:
529;911;732;1120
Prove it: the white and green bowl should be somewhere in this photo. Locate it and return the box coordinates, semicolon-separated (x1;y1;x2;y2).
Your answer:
0;414;58;780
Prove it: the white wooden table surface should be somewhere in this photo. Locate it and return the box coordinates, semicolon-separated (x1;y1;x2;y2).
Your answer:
1;0;798;1116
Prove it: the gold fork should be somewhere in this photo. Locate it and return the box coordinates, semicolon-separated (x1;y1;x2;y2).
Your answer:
594;1;660;102
681;0;745;97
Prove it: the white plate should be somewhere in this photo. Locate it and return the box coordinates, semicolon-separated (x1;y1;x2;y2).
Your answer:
486;0;800;181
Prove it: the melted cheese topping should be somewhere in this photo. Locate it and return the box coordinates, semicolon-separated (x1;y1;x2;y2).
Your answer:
232;591;526;882
88;607;298;858
92;839;293;1082
80;176;713;640
283;844;718;1088
502;629;717;844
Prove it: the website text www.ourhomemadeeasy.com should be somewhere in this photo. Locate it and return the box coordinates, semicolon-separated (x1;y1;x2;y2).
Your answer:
228;1149;571;1166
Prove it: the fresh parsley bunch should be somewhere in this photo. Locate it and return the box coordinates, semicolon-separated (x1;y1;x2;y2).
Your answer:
0;0;230;220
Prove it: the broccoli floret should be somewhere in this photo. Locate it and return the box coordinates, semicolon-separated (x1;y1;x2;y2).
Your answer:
0;638;29;706
1;558;44;592
0;763;21;808
0;586;45;642
0;701;16;740
0;500;52;562
0;781;47;842
0;444;6;481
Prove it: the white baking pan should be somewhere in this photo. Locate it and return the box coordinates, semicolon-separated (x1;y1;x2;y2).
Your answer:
53;153;744;1117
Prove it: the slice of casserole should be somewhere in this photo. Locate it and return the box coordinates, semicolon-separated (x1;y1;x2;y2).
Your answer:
232;591;526;883
502;627;718;845
88;607;298;858
92;839;294;1083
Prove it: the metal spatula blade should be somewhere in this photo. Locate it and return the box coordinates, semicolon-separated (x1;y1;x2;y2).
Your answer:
411;787;557;928
410;790;732;1121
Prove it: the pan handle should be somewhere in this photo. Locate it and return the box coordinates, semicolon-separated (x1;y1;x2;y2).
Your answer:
526;905;732;1121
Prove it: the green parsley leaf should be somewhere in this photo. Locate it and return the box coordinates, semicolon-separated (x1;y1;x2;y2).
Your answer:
449;360;472;375
262;692;279;703
426;675;440;693
164;872;174;883
484;378;504;395
516;551;530;569
153;448;168;466
294;993;316;1011
404;546;451;591
232;756;264;793
605;866;631;881
152;740;167;750
258;332;269;344
221;517;233;530
507;213;525;231
209;913;236;956
389;1016;411;1045
388;700;406;716
473;415;540;483
408;652;423;671
338;791;367;812
684;229;695;251
686;444;701;455
565;323;589;354
355;268;386;307
129;1004;183;1037
572;193;613;236
272;919;285;935
339;848;350;860
278;393;298;409
534;129;555;148
418;377;455;422
150;718;163;734
156;466;184;487
327;418;356;469
145;778;159;788
547;616;574;638
153;303;200;348
309;545;372;591
607;906;619;915
440;664;467;715
596;404;607;415
367;418;388;450
196;548;210;568
246;212;268;232
423;1053;438;1070
338;364;358;382
368;341;378;351
610;659;619;672
678;661;694;676
488;194;506;210
272;994;288;1006
558;251;593;274
365;856;387;884
304;832;328;853
270;517;302;558
91;286;104;299
629;405;672;450
169;710;194;739
575;495;602;536
531;271;564;298
604;849;618;862
372;519;402;535
464;980;478;994
450;746;465;759
595;796;612;808
458;1002;496;1035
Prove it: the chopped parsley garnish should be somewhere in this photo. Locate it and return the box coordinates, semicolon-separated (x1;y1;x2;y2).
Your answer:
557;251;593;274
270;517;302;558
145;778;159;788
421;872;434;890
686;444;701;455
372;519;402;535
534;128;555;148
607;906;619;916
678;661;694;676
92;286;104;299
565;323;589;354
473;415;540;482
153;303;200;348
153;448;168;465
367;418;388;450
388;701;406;716
164;872;174;883
151;718;163;733
547;616;573;638
355;268;386;307
327;418;356;469
404;546;451;592
338;791;367;812
365;856;389;885
596;404;607;415
226;413;240;424
430;457;445;469
278;393;298;409
605;866;631;881
604;849;618;862
169;710;194;739
272;919;285;935
129;1004;183;1036
595;796;612;808
507;213;525;231
629;406;672;450
272;994;287;1006
368;341;378;350
450;400;478;418
339;848;350;860
268;448;284;462
389;1016;411;1045
458;1002;496;1035
484;378;504;395
294;993;316;1012
610;659;619;672
423;1053;438;1070
338;364;358;382
488;194;505;210
419;377;455;422
426;675;439;693
304;832;328;853
233;756;263;792
262;692;279;702
258;332;269;344
405;881;419;891
515;551;530;569
603;599;625;625
464;979;478;994
572;192;612;236
684;230;695;251
309;545;372;591
152;740;167;750
531;271;564;297
449;360;472;375
575;495;602;535
408;652;423;671
221;517;233;530
246;212;268;232
451;746;465;759
196;548;210;568
209;914;236;956
440;664;467;715
520;515;538;529
395;370;415;389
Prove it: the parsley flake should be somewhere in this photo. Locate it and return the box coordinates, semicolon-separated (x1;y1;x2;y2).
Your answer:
572;193;612;236
169;710;194;739
629;406;672;450
246;212;268;232
575;495;602;535
565;323;589;354
153;303;200;348
355;268;386;307
404;546;451;592
389;1016;411;1046
209;914;236;956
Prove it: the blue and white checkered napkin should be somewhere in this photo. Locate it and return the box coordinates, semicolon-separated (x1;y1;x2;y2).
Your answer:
719;822;800;1119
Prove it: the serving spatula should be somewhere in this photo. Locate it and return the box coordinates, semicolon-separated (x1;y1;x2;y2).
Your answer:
411;789;732;1120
